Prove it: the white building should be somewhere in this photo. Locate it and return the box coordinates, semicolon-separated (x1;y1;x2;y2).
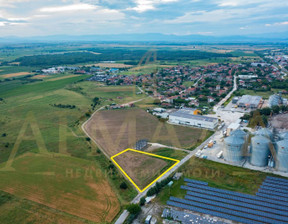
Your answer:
169;109;218;130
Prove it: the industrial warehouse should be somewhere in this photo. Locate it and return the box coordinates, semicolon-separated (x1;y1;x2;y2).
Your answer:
169;108;219;130
235;95;263;109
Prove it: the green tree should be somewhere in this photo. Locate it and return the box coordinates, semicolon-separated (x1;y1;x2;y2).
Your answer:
126;204;141;215
139;197;146;206
120;182;128;190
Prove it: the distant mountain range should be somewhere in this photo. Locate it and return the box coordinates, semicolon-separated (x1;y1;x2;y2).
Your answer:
0;32;287;43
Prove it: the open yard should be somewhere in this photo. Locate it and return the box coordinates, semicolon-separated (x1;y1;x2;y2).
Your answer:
113;150;175;190
84;108;211;157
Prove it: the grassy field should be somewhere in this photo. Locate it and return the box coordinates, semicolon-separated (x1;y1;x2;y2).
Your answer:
150;148;188;160
0;77;142;222
237;89;287;99
84;108;211;157
157;157;282;204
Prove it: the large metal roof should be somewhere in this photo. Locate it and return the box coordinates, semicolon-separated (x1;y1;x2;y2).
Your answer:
237;95;262;106
170;109;218;123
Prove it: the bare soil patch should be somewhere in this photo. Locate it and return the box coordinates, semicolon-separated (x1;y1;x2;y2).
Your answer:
271;113;288;130
114;150;170;189
2;72;31;78
85;108;208;157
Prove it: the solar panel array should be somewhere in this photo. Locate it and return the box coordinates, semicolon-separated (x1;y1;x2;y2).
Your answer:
185;190;288;216
166;176;288;224
185;182;288;207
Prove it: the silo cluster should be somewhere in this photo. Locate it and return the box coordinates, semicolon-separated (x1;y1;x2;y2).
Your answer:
223;128;288;172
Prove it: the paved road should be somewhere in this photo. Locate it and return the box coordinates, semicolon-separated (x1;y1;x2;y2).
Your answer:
115;210;129;224
213;75;237;112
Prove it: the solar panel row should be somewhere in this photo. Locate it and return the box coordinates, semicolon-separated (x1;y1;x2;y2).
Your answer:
167;201;262;224
262;181;288;191
185;182;288;207
266;176;288;184
264;179;288;188
184;178;208;185
183;195;288;222
258;188;288;199
256;192;288;204
185;190;288;216
169;197;278;224
260;185;288;195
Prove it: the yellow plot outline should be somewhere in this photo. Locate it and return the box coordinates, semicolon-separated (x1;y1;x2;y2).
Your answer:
111;148;180;192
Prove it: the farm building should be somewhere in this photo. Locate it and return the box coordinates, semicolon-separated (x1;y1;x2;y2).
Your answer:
237;95;262;109
135;139;148;151
169;109;218;130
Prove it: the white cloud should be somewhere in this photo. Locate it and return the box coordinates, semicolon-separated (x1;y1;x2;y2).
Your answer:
240;26;248;30
40;3;97;13
266;21;288;27
216;0;270;7
127;0;178;13
0;0;32;7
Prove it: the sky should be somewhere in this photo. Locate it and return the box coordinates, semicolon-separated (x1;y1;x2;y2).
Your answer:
0;0;287;37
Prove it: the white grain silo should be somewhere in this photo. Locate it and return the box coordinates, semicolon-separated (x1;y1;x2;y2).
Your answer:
276;140;288;172
224;135;245;163
250;135;271;167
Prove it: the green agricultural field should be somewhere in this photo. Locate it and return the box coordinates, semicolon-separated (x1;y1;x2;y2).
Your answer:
0;66;39;80
66;82;144;104
0;77;141;223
